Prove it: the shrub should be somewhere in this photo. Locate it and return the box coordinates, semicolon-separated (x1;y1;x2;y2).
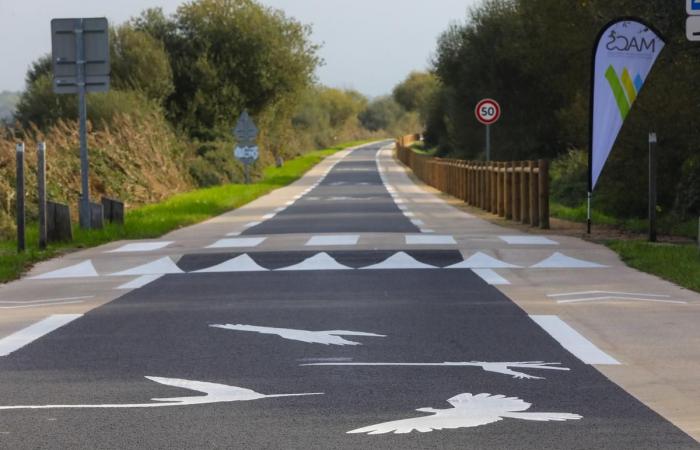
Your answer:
551;148;588;207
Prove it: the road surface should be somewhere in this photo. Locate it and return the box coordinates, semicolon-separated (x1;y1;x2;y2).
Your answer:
0;142;698;449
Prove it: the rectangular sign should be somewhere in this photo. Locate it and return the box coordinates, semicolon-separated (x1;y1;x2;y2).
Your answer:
688;0;700;15
687;16;700;41
51;17;110;94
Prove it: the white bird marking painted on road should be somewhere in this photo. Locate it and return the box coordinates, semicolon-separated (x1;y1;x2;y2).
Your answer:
546;290;685;304
0;376;322;410
347;393;582;435
303;361;569;380
211;324;386;346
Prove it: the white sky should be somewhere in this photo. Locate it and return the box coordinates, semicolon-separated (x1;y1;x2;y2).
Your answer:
0;0;477;96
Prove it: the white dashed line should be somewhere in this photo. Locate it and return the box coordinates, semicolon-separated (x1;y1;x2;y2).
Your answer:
472;269;510;285
405;235;456;245
530;315;620;365
107;242;174;253
306;235;360;246
0;315;83;357
207;237;267;249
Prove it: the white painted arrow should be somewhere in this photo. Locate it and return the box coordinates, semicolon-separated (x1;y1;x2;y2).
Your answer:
348;393;581;435
303;361;569;380
0;376;322;410
211;324;386;346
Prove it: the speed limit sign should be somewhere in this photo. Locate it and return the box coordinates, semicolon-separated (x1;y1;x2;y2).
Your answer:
475;99;501;125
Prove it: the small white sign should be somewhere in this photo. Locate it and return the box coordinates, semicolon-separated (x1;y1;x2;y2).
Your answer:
688;0;700;15
234;145;259;162
687;16;700;41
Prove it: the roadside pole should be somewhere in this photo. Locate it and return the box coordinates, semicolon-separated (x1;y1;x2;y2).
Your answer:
648;132;657;243
38;142;47;250
76;22;90;229
16;143;25;252
485;125;491;161
51;17;110;229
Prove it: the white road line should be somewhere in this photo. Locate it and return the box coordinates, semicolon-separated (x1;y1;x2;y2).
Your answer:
107;242;174;253
405;235;456;245
226;231;242;237
529;315;620;365
116;274;164;289
0;301;86;310
547;291;670;298
472;269;510;285
207;237;267;249
244;221;262;228
420;229;436;233
0;296;92;305
0;315;83;357
306;235;360;246
274;207;286;212
285;201;295;205
499;236;558;245
557;297;686;305
262;213;276;219
411;219;425;226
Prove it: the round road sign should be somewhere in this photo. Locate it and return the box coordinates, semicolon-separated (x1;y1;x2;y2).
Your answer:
475;99;501;125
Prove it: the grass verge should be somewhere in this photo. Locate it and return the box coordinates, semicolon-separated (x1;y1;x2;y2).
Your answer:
0;140;371;283
551;202;698;239
607;240;700;293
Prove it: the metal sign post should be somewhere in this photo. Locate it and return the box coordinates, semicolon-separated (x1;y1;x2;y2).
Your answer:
475;99;501;161
16;143;25;253
233;111;259;184
51;17;109;228
648;132;658;243
38;142;47;250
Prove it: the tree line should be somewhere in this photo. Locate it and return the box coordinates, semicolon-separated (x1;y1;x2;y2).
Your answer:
408;0;699;221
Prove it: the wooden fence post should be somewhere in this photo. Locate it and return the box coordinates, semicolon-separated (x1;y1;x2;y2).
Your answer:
504;162;512;219
512;161;521;222
539;159;550;229
521;161;530;224
529;161;539;227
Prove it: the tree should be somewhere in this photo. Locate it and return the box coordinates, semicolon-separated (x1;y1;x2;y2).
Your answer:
133;0;321;139
110;25;174;104
392;71;439;124
359;97;404;132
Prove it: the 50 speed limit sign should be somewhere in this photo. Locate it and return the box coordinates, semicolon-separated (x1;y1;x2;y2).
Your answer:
475;99;501;125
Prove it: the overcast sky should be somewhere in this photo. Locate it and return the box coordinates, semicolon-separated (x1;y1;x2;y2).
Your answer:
0;0;478;96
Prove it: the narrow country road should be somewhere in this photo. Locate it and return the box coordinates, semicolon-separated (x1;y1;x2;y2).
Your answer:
0;142;698;449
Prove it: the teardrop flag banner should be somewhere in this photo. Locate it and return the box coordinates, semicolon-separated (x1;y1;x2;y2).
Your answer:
587;18;665;232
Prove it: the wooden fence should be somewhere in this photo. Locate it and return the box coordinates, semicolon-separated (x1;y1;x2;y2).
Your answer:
396;135;550;229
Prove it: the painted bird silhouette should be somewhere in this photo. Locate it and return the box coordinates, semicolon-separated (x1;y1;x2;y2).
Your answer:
0;376;322;410
348;393;582;435
210;324;386;346
304;361;569;380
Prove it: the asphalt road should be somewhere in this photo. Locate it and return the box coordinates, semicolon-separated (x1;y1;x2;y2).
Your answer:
0;143;696;449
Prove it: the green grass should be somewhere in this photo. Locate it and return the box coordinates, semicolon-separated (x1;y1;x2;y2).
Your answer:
550;202;698;239
409;142;436;155
0;140;371;283
607;240;700;293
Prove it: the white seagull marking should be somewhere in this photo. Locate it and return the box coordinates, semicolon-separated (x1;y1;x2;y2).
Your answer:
0;376;322;410
348;393;582;435
211;324;386;346
303;361;569;380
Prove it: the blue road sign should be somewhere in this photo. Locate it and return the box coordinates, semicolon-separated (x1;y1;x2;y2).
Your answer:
689;0;700;14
